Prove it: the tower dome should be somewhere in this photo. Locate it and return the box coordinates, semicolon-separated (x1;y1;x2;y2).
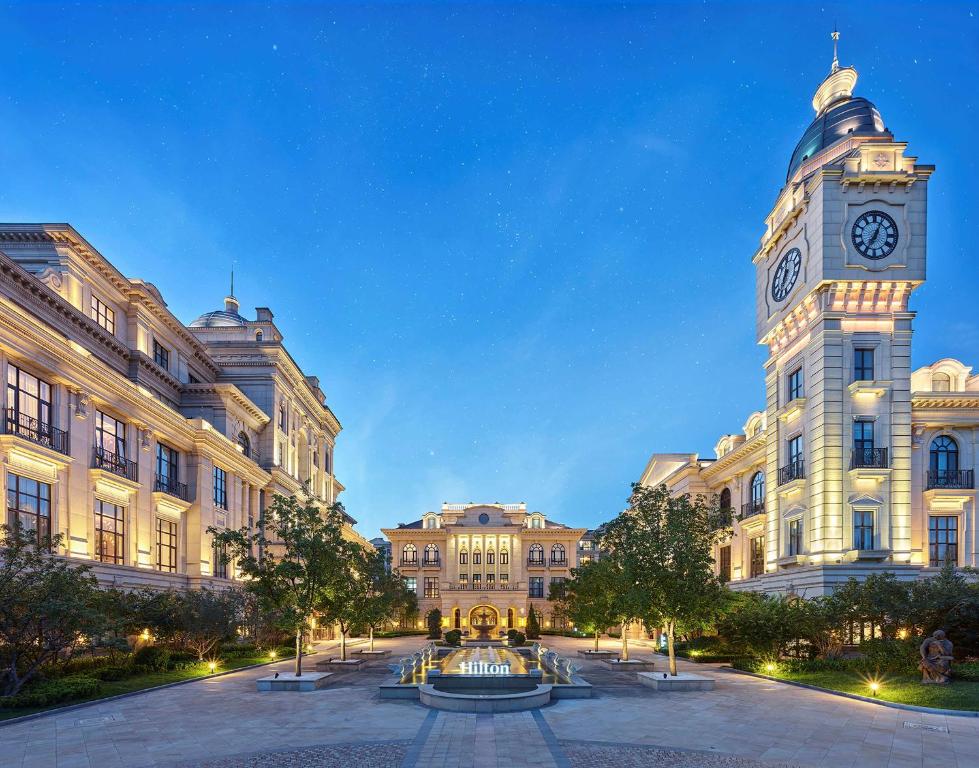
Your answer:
785;32;890;182
190;294;247;328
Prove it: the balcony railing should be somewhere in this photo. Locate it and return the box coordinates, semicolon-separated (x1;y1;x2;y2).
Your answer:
550;558;568;566
927;469;975;490
421;558;441;567
154;474;190;501
740;500;765;520
527;558;546;567
5;409;70;455
400;559;418;567
850;447;888;469
93;447;138;482
446;583;519;591
777;460;805;486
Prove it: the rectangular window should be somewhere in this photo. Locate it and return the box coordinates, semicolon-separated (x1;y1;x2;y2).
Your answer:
853;420;874;452
487;551;495;565
6;472;51;548
152;340;169;370
7;364;52;430
718;545;731;582
459;573;468;585
788;434;803;466
404;576;417;594
90;295;116;334
929;517;958;567
500;573;509;584
95;411;126;457
749;536;765;578
213;466;228;509
472;573;481;587
473;551;481;565
156;517;178;573
787;366;804;401
529;576;545;598
94;500;125;564
500;550;509;565
854;348;874;381
580;540;592;550
459;551;468;565
580;554;592;565
854;510;875;551
486;573;495;585
788;519;803;556
156;443;178;484
424;577;439;598
213;538;228;578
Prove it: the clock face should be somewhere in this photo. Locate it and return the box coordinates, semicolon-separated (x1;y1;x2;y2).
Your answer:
771;248;802;302
851;210;898;260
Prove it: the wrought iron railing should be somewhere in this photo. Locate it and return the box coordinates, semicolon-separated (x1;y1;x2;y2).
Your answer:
740;500;765;520
527;557;546;567
5;408;70;455
421;558;441;567
777;460;805;486
154;474;190;501
850;447;888;469
550;558;567;566
93;447;138;482
400;558;418;567
927;469;974;490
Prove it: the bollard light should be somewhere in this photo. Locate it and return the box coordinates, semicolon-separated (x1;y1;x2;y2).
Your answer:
270;650;277;660
208;661;217;673
765;663;776;673
869;681;880;696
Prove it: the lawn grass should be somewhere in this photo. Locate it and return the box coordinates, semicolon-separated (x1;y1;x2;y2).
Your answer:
0;652;294;722
770;668;979;712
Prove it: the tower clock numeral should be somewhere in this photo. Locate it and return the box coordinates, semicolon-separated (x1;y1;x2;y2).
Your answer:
771;248;802;302
851;210;898;260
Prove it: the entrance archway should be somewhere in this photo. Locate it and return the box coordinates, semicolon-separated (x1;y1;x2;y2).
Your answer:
468;605;500;640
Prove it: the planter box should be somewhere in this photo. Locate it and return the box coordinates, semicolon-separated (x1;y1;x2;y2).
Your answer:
315;658;367;672
354;649;391;658
638;672;715;691
578;650;617;658
602;658;656;671
256;672;332;692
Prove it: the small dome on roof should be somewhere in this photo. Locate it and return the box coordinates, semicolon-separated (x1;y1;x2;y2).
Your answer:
189;296;247;328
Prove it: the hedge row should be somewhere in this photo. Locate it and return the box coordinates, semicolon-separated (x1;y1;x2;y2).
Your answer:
0;676;102;709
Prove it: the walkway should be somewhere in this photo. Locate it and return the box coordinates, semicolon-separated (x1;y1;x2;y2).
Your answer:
2;636;978;768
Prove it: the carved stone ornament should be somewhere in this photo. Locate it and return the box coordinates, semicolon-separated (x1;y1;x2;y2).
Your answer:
37;267;63;290
73;390;90;419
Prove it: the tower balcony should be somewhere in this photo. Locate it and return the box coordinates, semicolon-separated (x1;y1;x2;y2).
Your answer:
926;470;974;491
850;448;888;470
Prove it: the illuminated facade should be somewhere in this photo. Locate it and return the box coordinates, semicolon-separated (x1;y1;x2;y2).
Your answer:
641;44;977;596
0;223;365;590
382;503;586;633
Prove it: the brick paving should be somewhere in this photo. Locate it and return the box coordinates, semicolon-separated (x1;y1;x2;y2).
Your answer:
3;635;978;768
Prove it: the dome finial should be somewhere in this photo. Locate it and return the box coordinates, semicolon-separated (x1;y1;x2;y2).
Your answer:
230;266;235;299
831;27;840;73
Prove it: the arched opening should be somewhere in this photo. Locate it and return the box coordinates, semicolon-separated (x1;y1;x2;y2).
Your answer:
237;431;250;458
929;435;960;487
468;605;500;640
507;608;514;629
424;543;440;566
528;543;544;564
719;487;732;513
402;543;417;565
453;608;461;629
550;543;566;564
933;372;951;392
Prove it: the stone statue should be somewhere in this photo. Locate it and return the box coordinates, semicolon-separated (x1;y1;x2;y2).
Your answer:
919;630;953;684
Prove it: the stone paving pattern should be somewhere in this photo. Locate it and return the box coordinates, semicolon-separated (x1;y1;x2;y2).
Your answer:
2;636;978;768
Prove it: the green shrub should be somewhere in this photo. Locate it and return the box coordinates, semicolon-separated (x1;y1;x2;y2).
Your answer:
40;655;116;679
375;629;428;638
508;631;526;647
955;662;979;682
0;676;102;709
132;646;171;672
854;638;918;674
90;665;132;681
219;642;258;657
444;630;462;647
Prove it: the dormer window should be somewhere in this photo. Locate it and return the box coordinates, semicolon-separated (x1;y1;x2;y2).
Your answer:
932;372;951;392
255;330;263;342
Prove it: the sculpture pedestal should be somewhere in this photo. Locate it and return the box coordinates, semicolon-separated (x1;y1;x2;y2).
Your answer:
256;672;332;692
638;672;715;691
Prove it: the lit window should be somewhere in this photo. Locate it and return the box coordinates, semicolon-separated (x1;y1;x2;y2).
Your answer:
854;348;874;381
788;518;803;556
929;516;958;567
787;367;804;401
749;536;764;577
854;510;875;550
90;295;115;334
156;517;178;573
152;340;169;370
94;500;125;564
6;472;51;549
213;466;228;510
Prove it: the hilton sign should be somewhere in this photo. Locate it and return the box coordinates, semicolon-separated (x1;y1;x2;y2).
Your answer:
458;661;512;675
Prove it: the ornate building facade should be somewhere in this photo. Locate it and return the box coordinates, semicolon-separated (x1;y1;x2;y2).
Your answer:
382;503;586;634
641;45;977;596
0;223;365;591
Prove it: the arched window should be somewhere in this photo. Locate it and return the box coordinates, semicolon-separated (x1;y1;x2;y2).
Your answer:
507;608;514;628
402;543;417;564
459;549;468;565
529;543;544;564
453;608;460;629
719;487;732;511
750;472;765;514
424;543;440;565
929;435;959;487
487;550;495;565
500;548;509;565
237;432;251;458
933;372;951;392
255;330;263;342
551;543;566;564
473;548;481;565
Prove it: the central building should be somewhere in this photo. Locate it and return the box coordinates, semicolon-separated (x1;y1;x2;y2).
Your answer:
382;503;586;636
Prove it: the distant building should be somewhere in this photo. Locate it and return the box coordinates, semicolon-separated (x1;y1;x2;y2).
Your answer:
370;536;392;571
382;502;586;634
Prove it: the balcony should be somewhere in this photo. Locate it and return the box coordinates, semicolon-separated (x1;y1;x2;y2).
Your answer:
739;500;765;520
4;409;70;455
154;474;190;501
777;460;805;486
527;558;546;568
93;447;138;482
850;447;888;470
400;559;419;568
927;470;975;491
550;558;568;567
445;582;520;591
421;558;441;568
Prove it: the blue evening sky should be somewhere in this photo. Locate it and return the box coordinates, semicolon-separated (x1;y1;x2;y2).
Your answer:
1;2;976;538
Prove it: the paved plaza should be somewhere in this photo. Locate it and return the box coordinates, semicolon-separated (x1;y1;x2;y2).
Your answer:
2;636;978;768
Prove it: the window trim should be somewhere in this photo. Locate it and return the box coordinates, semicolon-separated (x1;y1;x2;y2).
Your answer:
787;366;804;401
928;515;959;567
853;347;875;382
853;509;875;551
156;516;178;573
94;499;125;565
152;339;170;370
6;472;52;549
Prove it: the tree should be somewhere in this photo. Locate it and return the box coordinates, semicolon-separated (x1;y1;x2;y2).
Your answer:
314;538;369;661
426;608;443;639
210;494;349;677
526;604;541;640
172;588;244;660
602;483;730;675
353;547;417;652
0;525;105;696
552;559;625;650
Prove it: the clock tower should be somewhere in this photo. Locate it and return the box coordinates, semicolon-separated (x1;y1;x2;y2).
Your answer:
753;34;934;582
